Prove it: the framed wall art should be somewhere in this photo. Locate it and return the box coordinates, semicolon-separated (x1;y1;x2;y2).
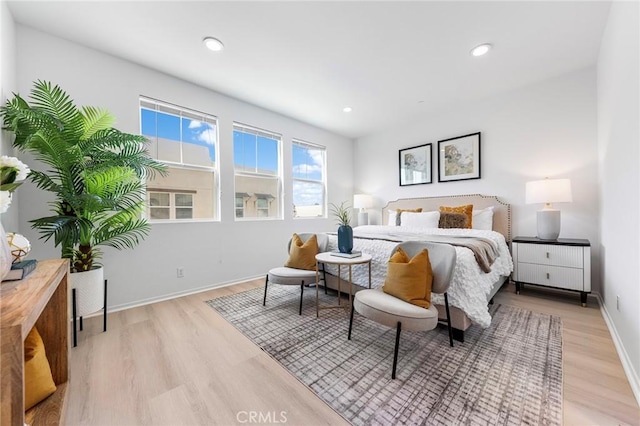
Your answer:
437;132;481;182
399;143;432;186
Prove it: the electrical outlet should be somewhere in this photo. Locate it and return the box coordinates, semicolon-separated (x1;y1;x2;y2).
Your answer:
177;267;184;278
616;295;620;311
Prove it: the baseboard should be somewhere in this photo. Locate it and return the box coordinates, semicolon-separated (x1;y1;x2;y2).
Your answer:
595;292;640;407
81;274;265;319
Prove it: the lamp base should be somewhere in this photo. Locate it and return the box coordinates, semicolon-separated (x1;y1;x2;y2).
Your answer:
536;209;561;240
358;211;369;227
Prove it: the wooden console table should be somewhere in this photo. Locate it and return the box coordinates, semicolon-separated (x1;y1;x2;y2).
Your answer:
1;259;70;426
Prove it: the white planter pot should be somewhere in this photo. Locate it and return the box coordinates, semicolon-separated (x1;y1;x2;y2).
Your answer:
70;266;104;317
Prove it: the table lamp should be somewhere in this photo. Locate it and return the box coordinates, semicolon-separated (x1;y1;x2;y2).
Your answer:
525;178;572;240
353;194;373;226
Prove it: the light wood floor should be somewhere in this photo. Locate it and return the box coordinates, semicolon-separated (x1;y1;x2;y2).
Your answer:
66;281;640;425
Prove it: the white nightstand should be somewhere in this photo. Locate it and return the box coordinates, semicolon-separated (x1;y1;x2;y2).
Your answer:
512;236;591;306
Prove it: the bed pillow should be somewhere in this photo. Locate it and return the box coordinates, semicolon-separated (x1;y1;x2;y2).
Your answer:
472;206;494;230
24;326;57;410
383;247;433;309
387;210;398;226
284;233;318;270
439;212;469;229
401;211;440;228
439;204;473;228
395;208;423;226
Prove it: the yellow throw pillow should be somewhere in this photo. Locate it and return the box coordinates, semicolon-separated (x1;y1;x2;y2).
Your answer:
24;326;57;410
284;233;318;270
395;208;423;226
439;204;473;228
382;247;433;309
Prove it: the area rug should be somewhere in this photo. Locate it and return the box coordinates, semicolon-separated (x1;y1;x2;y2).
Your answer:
206;286;562;425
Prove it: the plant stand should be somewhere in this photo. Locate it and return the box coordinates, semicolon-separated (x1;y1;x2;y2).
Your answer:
72;279;108;347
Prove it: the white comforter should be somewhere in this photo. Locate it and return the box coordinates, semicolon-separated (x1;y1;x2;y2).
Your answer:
325;225;514;328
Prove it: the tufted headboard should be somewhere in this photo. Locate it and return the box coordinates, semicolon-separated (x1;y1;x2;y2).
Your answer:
382;194;512;241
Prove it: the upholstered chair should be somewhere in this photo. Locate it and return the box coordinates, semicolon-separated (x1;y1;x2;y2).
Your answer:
263;233;329;315
348;241;456;379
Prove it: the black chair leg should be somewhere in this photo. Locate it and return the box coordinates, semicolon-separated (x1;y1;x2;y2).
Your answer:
322;266;327;295
392;321;402;379
72;288;77;348
299;282;304;315
263;274;269;306
444;292;454;347
103;279;108;332
79;316;83;331
348;301;355;340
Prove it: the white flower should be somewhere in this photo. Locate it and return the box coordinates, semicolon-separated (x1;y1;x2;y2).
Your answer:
0;191;11;214
0;156;30;182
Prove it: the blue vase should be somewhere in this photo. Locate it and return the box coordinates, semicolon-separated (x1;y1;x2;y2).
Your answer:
337;225;353;253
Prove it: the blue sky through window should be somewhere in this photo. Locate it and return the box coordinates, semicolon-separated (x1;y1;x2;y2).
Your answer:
141;108;216;162
233;130;278;173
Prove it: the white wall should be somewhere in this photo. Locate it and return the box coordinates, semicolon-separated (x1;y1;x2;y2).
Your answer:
597;0;640;400
354;69;600;290
15;25;354;309
0;1;19;232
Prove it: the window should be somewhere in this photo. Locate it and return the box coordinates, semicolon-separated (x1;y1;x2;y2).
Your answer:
292;140;326;218
147;191;194;220
140;97;218;221
233;123;282;220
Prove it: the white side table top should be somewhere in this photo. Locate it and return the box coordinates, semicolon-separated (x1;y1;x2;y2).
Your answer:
315;252;372;265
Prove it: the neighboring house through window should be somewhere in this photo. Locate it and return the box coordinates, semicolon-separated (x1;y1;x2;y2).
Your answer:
292;140;326;218
233;123;282;220
140;97;218;221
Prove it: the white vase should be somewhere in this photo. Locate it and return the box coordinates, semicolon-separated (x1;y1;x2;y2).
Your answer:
70;266;105;317
0;222;12;281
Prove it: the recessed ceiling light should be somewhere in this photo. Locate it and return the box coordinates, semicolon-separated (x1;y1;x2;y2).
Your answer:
343;106;353;113
471;43;492;57
203;37;224;52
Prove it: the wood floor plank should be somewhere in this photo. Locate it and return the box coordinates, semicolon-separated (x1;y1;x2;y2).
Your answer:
64;280;639;425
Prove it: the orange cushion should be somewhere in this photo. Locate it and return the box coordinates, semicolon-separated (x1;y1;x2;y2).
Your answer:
284;233;318;270
382;247;433;309
439;204;473;228
24;326;57;410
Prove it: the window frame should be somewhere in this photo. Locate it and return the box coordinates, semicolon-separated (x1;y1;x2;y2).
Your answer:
292;139;327;219
140;96;219;223
233;122;283;221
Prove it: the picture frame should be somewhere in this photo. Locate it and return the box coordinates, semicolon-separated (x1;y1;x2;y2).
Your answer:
399;143;432;186
437;132;481;182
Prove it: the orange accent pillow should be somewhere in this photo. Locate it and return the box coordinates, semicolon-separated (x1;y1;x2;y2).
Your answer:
284;233;318;270
439;204;473;228
382;247;433;309
24;326;57;410
395;208;423;226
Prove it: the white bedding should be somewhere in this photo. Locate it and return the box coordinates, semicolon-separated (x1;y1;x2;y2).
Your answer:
325;225;514;328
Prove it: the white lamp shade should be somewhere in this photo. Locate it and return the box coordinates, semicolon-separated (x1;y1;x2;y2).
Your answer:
353;194;373;209
525;179;572;204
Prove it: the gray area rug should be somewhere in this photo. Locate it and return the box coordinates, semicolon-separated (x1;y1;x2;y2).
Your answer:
206;286;562;425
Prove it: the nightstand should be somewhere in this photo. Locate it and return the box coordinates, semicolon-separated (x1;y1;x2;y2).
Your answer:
512;236;591;306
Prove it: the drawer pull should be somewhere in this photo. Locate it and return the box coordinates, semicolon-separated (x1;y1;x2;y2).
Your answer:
546;252;550;259
546;272;550;279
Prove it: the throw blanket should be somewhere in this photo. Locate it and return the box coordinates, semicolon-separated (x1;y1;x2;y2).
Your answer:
351;231;498;273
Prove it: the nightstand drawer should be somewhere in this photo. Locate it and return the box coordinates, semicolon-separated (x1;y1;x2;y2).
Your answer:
516;244;583;268
516;263;585;291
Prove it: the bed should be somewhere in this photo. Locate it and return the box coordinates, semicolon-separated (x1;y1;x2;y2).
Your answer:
321;194;513;342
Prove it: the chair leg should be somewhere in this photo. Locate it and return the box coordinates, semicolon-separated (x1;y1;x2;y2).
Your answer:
444;292;454;347
348;301;355;340
322;266;328;295
79;316;83;331
263;274;269;306
392;321;402;379
299;282;304;315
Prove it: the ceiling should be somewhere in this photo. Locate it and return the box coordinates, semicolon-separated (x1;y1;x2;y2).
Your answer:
7;1;611;139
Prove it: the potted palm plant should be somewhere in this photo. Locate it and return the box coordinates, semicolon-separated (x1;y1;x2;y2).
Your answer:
330;201;353;253
1;80;167;317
